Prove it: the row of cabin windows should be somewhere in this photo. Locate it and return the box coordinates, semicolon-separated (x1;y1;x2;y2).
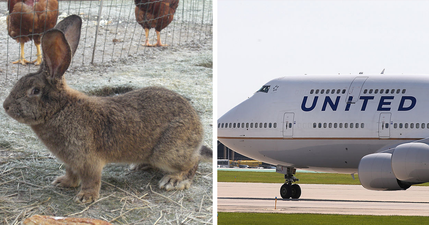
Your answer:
393;123;429;129
219;122;277;129
309;88;407;95
312;122;429;129
363;89;406;94
310;89;346;95
314;122;364;129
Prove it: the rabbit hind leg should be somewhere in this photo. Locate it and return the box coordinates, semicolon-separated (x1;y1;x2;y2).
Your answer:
158;162;199;191
52;165;80;188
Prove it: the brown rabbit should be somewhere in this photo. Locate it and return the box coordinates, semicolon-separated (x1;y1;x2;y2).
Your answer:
3;15;211;203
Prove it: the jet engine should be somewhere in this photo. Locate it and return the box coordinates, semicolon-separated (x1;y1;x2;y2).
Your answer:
391;142;429;183
358;142;429;191
358;152;410;190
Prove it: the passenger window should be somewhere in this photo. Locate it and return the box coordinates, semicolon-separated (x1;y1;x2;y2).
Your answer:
405;123;409;129
289;123;292;128
342;89;346;94
363;89;368;94
242;123;244;128
218;123;221;128
399;123;403;129
316;89;320;94
416;123;420;129
391;89;395;94
310;89;314;94
394;123;397;129
385;89;389;94
337;89;341;94
369;89;373;94
318;123;322;128
321;89;325;94
375;89;379;94
350;123;354;128
250;123;253;128
410;123;414;129
396;89;400;94
269;123;272;128
274;123;277;128
233;123;236;128
246;123;249;128
361;123;364;128
329;123;332;128
356;123;359;128
334;123;338;128
339;123;343;128
326;89;330;94
313;123;317;128
380;89;384;94
402;89;406;94
264;123;267;128
423;123;426;129
331;89;335;94
385;123;389;129
255;123;258;128
260;123;263;128
345;123;348;128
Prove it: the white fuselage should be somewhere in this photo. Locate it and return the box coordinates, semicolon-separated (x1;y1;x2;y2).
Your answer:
218;75;429;173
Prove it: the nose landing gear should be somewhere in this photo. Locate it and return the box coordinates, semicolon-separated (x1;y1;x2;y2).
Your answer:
277;166;301;199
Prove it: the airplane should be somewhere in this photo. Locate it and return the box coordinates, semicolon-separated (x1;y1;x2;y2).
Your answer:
217;74;429;199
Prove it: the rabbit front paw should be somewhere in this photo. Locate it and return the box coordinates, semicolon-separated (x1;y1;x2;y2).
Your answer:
52;175;80;188
158;174;192;191
74;190;99;203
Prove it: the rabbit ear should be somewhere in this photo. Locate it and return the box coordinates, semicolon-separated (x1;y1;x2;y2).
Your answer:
42;30;72;80
53;15;82;57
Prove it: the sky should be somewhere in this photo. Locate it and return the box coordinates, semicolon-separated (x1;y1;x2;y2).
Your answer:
217;0;429;118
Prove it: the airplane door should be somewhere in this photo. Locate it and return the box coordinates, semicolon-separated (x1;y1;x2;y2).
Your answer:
346;76;368;104
283;112;295;138
379;113;391;138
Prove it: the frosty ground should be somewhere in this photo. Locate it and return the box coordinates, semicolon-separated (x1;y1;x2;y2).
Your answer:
0;24;213;225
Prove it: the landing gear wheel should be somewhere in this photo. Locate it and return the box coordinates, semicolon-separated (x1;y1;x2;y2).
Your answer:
280;183;292;199
291;184;301;199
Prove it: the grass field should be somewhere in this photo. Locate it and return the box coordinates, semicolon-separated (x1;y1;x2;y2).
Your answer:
218;212;429;225
218;170;361;185
218;170;429;186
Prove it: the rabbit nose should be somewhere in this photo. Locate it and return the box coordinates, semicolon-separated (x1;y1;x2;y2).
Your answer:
3;100;10;112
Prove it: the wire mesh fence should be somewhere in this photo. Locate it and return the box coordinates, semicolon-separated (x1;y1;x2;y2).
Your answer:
0;0;213;79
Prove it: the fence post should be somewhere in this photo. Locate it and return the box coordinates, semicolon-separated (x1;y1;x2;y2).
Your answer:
91;0;104;64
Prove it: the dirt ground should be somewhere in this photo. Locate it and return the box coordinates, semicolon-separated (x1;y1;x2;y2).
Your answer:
0;2;213;224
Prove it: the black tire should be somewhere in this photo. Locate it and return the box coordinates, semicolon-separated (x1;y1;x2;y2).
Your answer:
291;184;301;199
280;184;291;199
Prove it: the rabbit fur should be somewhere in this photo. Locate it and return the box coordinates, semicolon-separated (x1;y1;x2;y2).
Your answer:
3;15;211;203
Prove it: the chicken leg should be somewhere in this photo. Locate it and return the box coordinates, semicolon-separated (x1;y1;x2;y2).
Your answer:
143;28;153;47
12;42;42;66
143;29;168;47
33;42;42;66
155;31;167;47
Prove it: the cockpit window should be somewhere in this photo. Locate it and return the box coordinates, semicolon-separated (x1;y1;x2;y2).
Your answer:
258;85;270;93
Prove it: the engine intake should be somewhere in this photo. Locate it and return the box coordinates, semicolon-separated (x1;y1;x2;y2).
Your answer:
391;142;429;183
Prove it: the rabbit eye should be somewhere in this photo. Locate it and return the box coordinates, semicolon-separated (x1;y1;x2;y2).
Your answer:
31;87;40;95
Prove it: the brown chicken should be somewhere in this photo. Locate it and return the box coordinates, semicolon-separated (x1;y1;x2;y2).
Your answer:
135;0;179;47
7;0;59;65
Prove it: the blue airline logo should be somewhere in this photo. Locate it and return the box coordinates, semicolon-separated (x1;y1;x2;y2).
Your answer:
301;96;416;112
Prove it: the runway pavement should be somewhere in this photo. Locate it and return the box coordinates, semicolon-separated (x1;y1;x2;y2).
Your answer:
218;182;429;216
